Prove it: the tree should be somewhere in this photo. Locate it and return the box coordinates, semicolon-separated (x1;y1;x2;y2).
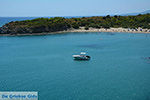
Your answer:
72;23;79;29
106;15;111;19
85;25;89;30
114;15;118;18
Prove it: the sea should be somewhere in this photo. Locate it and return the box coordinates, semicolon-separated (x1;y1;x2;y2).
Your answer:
0;17;150;100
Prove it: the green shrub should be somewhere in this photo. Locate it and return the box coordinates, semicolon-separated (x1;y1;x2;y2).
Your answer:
85;25;89;30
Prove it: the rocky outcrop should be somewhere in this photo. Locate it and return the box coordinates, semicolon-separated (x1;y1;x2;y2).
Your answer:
0;23;69;34
0;18;71;34
0;23;30;34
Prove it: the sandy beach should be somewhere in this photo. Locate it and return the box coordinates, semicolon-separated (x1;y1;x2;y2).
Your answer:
0;27;150;36
65;27;150;34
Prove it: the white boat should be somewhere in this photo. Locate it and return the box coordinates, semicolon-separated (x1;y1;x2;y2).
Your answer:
73;52;91;60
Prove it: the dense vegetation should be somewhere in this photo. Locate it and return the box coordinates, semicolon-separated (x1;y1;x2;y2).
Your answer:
0;14;150;34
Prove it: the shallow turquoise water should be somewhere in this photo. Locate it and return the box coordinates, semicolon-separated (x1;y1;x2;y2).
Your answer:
0;32;150;100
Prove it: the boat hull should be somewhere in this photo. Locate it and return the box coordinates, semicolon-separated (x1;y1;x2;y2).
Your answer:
73;55;90;60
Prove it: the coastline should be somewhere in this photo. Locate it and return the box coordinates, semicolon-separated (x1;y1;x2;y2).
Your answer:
0;27;150;36
65;27;150;33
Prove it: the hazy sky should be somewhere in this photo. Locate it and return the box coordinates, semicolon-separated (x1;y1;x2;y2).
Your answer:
0;0;150;17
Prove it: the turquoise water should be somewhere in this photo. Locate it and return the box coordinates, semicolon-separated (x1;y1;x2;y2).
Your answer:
0;32;150;100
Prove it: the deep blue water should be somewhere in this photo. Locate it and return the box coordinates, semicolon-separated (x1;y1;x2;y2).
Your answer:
0;17;37;27
0;18;150;100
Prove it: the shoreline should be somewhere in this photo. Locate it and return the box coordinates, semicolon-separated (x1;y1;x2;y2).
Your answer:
0;27;150;36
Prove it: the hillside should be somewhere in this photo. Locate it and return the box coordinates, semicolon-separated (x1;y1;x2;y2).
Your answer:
0;14;150;34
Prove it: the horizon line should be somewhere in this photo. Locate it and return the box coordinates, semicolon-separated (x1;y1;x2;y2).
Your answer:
0;9;150;17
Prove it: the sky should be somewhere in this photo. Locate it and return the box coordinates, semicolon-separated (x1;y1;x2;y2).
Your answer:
0;0;150;17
